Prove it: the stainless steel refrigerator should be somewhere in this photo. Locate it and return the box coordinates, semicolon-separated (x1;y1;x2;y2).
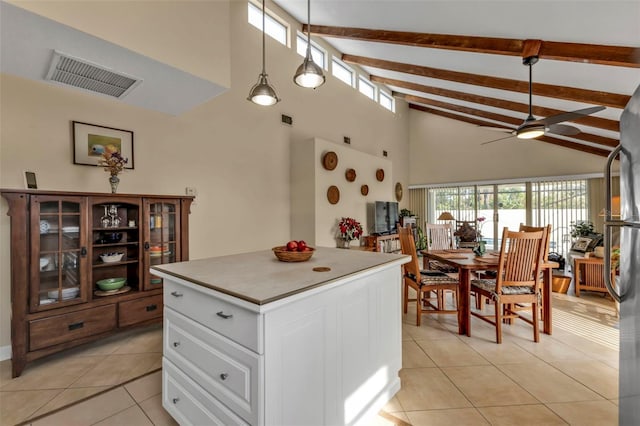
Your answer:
604;83;640;425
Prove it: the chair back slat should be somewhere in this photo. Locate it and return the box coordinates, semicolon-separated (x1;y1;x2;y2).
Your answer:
425;223;454;250
519;223;552;261
496;228;545;293
399;226;421;277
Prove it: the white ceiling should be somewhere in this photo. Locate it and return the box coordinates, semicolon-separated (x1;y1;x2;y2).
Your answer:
0;1;227;116
274;0;640;150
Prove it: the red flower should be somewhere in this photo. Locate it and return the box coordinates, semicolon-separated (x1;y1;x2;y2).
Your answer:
338;217;363;241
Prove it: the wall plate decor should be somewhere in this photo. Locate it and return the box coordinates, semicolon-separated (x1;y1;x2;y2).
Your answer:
395;182;403;201
376;168;385;182
327;185;340;204
322;151;338;170
360;184;369;196
72;121;134;169
345;168;356;182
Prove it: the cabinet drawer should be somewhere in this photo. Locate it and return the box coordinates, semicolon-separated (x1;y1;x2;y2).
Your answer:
29;304;116;351
165;308;260;424
118;294;163;327
164;280;260;352
163;358;249;426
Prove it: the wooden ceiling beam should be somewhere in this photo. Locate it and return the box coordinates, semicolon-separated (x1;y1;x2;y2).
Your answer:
344;54;631;108
371;75;620;132
308;25;640;68
408;104;612;157
400;93;619;147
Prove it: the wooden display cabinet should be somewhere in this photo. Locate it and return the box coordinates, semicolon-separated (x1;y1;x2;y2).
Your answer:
1;189;193;377
363;233;401;253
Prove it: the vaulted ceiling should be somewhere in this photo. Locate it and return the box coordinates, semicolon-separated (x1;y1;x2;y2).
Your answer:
274;1;640;157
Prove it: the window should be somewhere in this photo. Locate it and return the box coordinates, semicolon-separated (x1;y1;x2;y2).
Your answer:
379;91;395;112
296;33;326;69
424;178;590;255
248;2;287;46
332;57;355;87
358;76;376;100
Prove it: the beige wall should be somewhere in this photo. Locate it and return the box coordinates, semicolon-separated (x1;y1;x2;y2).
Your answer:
408;110;608;185
0;2;409;350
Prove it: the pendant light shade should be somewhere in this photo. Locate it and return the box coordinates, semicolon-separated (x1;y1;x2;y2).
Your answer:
293;0;325;89
248;0;279;106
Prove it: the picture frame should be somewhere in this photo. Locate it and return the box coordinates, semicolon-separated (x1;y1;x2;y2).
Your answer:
72;121;134;169
571;237;593;253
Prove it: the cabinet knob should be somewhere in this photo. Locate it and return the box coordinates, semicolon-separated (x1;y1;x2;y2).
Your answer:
170;291;183;297
216;311;233;319
173;341;180;348
220;373;229;380
172;397;180;404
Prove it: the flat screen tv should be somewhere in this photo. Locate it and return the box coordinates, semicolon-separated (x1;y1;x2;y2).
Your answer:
371;201;399;235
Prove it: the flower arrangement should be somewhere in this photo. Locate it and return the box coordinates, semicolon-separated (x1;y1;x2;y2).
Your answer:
476;216;486;240
98;151;128;176
338;217;363;241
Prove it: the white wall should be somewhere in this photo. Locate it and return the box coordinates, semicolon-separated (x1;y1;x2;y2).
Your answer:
409;110;609;185
291;138;393;248
0;1;409;350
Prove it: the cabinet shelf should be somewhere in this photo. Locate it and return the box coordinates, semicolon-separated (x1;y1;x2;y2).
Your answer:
93;242;139;248
93;259;139;268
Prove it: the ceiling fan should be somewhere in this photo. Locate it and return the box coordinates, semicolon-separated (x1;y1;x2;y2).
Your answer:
481;55;605;145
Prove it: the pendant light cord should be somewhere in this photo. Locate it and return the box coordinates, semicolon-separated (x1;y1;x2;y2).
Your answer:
262;0;266;75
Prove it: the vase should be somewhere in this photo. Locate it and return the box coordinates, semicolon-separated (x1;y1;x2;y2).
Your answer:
109;175;120;194
473;240;486;257
338;239;351;249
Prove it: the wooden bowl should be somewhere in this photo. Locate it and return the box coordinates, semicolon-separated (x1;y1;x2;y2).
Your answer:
272;246;315;262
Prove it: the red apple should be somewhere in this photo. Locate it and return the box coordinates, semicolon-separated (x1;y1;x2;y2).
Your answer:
297;240;307;251
286;240;298;251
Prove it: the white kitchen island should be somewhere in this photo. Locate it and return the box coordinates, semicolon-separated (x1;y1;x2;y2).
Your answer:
151;247;410;426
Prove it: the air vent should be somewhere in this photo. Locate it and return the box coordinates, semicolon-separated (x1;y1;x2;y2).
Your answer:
45;51;142;98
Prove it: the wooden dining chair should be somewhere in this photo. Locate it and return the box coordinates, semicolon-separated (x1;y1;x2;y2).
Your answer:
399;226;460;326
423;223;457;271
470;227;545;343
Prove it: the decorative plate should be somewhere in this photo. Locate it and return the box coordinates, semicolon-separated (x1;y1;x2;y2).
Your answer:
376;168;385;182
345;168;356;182
322;151;338;170
360;184;369;196
395;182;403;201
327;185;340;204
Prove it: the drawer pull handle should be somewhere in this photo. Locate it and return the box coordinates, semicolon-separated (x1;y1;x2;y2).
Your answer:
173;341;180;348
172;397;180;404
171;291;183;297
146;304;158;312
216;311;233;319
220;373;229;380
68;321;84;331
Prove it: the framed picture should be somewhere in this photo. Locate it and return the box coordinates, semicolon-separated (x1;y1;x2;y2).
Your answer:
571;237;593;252
72;121;134;169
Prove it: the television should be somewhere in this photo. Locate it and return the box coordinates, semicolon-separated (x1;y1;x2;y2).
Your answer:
370;201;399;235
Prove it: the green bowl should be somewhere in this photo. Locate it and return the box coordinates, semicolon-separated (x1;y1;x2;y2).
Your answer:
96;277;127;291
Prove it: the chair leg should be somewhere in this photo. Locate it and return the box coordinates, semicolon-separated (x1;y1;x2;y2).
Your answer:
416;289;422;327
532;301;540;343
403;283;409;314
495;300;503;344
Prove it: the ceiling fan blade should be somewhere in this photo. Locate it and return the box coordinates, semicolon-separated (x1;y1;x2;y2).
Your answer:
480;134;516;145
478;126;514;133
542;106;606;126
547;123;581;136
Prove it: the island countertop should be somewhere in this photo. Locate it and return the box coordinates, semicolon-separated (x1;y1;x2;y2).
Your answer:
151;247;409;306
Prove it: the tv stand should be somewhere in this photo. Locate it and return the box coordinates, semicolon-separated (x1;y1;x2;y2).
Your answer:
363;233;400;253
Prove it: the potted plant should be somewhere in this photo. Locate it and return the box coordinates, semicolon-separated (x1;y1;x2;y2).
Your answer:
337;217;363;248
399;208;416;227
570;220;595;238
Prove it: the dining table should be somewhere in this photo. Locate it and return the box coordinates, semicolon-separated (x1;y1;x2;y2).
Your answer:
421;249;559;337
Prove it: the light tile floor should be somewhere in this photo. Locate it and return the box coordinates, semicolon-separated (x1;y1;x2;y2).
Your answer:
1;292;619;425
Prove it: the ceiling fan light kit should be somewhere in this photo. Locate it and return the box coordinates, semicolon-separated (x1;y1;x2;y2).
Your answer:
248;0;280;106
294;0;325;89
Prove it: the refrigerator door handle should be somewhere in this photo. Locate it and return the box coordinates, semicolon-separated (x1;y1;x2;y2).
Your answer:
603;145;625;303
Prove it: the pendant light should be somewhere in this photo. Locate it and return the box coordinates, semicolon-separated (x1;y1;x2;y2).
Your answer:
293;0;325;88
248;0;280;106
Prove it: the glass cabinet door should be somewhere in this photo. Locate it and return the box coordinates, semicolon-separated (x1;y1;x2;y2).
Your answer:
144;199;181;290
30;196;87;311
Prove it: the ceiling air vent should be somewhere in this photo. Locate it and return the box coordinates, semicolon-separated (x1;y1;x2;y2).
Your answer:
45;50;142;98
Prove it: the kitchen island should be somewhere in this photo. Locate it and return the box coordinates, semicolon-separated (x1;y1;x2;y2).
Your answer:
152;247;409;426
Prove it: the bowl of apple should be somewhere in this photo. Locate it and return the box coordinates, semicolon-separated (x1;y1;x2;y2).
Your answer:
272;240;314;262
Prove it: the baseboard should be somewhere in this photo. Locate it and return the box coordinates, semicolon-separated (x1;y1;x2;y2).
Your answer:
0;344;11;361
